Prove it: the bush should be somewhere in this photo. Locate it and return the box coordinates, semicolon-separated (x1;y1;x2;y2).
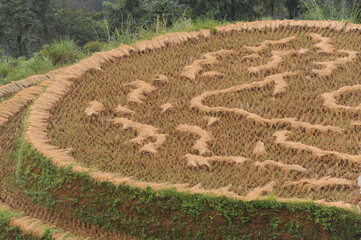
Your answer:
0;57;12;80
83;41;104;53
299;0;361;22
38;38;84;66
0;56;53;85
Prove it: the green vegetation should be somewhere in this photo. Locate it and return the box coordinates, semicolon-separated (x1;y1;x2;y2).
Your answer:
83;41;104;53
0;209;42;240
300;0;361;22
14;141;361;239
0;54;53;85
38;38;85;66
1;1;361;239
0;17;224;85
0;208;73;240
0;37;85;85
0;0;360;86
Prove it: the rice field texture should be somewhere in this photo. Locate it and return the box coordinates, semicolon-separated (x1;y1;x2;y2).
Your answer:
1;20;361;239
43;20;361;208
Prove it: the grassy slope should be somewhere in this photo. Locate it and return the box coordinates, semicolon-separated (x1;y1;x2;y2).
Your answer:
0;209;49;240
15;141;361;240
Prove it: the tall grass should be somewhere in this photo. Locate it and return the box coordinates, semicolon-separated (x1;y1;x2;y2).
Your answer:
0;56;53;85
100;17;225;51
300;0;361;23
38;38;84;66
0;17;224;86
0;38;84;85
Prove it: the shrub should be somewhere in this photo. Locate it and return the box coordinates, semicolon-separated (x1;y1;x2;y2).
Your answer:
83;41;104;53
0;56;53;85
38;38;84;66
0;56;12;80
299;0;361;22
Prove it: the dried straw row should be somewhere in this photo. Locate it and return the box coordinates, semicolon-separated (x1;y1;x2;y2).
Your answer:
313;50;358;77
203;116;220;126
181;49;235;80
322;84;361;111
308;32;359;77
125;80;157;104
244;36;297;53
242;35;307;73
243;31;359;78
134;30;211;52
112;117;167;154
185;153;307;173
115;105;135;115
160;102;174;113
188;182;276;201
245;182;276;201
242;36;296;62
0;68;63;99
185;154;250;168
274;130;361;164
0;201;78;240
215;20;361;33
255;160;307;172
283;176;356;189
176;124;213;155
0;86;43;126
190;72;343;132
309;33;335;53
248;48;309;73
84;100;104;116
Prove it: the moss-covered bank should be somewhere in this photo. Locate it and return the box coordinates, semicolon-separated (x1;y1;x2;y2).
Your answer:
15;141;361;240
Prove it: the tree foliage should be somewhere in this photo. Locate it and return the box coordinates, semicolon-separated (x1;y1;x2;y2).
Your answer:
0;0;98;57
0;0;360;59
0;0;45;57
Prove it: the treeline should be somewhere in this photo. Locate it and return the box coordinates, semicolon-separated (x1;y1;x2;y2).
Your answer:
0;0;360;58
70;0;105;11
0;0;101;57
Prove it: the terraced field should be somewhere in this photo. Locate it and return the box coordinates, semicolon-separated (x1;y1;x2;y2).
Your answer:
1;20;361;239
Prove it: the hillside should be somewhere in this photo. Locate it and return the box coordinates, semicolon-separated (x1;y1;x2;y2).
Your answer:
0;20;360;239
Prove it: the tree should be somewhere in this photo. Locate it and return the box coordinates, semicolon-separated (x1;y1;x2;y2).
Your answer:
71;0;105;11
0;0;44;57
103;0;147;31
50;5;99;45
269;0;275;17
0;0;99;57
178;0;259;21
285;0;301;19
144;0;186;26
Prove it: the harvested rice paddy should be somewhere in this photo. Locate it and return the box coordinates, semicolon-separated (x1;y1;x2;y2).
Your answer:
1;20;361;239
